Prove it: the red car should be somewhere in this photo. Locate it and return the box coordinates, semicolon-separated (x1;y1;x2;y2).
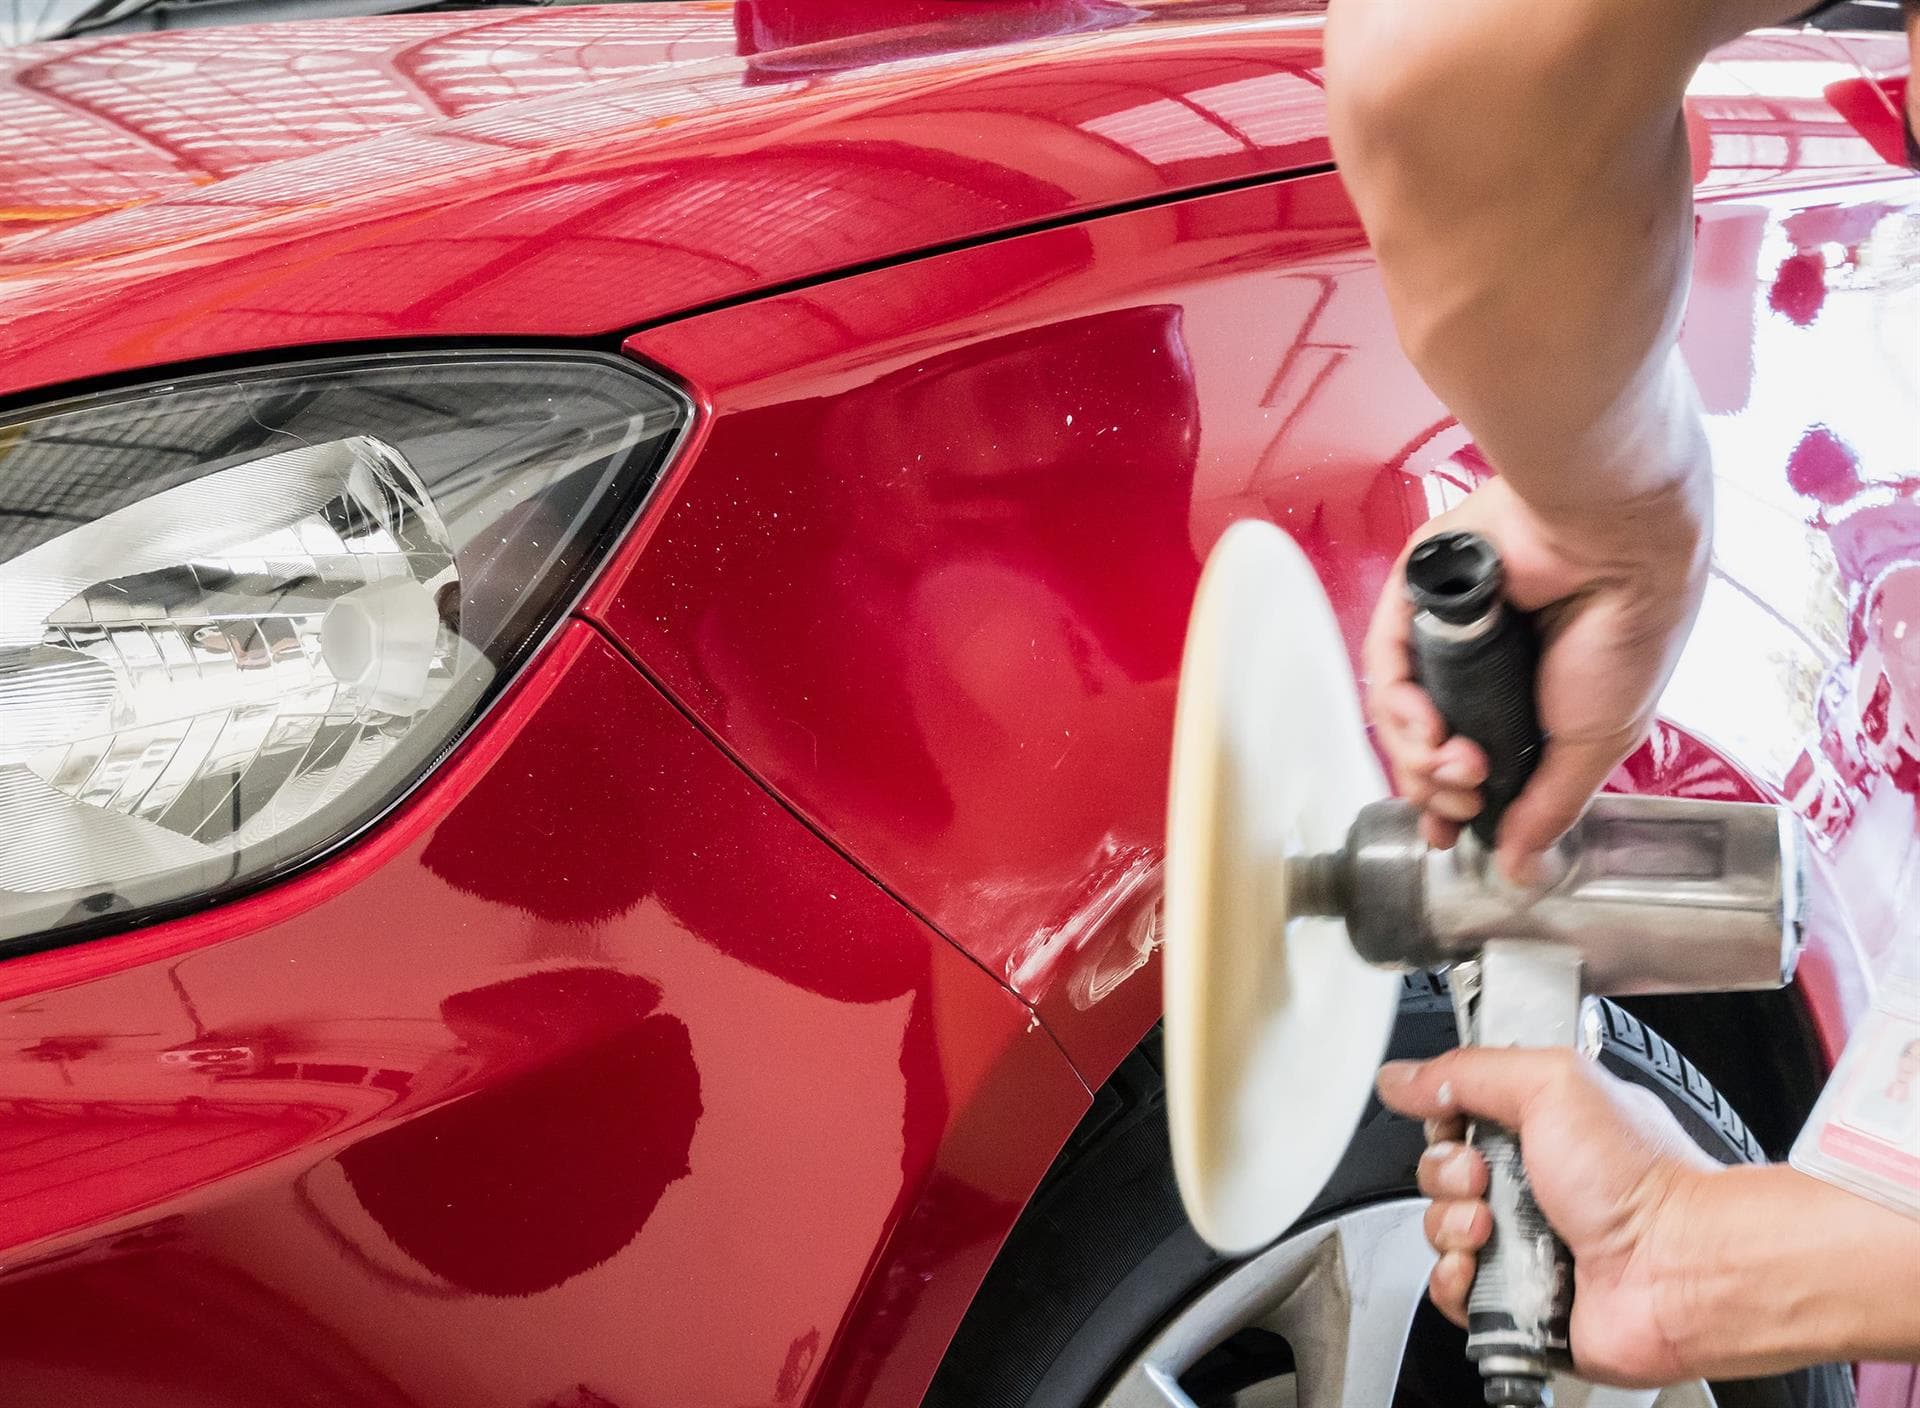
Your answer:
0;3;1913;1405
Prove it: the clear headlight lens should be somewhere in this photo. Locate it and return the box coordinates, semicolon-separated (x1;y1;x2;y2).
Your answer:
0;352;688;950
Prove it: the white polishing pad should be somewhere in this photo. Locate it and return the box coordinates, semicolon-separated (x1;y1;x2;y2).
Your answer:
1165;519;1401;1254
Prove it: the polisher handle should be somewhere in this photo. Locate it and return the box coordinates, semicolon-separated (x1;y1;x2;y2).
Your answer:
1407;538;1565;1408
1464;1127;1576;1400
1447;946;1584;1406
1405;531;1543;847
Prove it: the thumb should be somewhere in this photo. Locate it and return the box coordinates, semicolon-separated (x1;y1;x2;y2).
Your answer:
1494;732;1633;883
1376;1047;1579;1131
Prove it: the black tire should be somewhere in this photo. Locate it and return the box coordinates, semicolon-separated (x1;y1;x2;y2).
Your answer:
925;974;1853;1408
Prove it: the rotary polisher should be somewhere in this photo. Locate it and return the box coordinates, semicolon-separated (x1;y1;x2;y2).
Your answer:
1164;520;1803;1407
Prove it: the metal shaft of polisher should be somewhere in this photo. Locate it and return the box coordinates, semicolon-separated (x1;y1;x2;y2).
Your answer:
1298;794;1801;994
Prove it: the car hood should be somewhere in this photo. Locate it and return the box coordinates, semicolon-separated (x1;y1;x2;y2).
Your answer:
0;8;1902;403
0;0;1336;398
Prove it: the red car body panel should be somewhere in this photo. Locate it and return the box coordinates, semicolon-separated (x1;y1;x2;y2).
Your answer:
0;1;1338;398
0;4;1912;1405
0;9;1895;397
605;149;1920;1081
0;621;1088;1406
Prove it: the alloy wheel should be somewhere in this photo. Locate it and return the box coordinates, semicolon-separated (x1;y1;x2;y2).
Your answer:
1096;1200;1715;1408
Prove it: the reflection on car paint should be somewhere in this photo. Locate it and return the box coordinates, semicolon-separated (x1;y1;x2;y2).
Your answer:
0;626;1087;1407
338;968;701;1298
612;90;1918;1083
1675;175;1919;1006
0;5;1339;395
0;8;1907;1407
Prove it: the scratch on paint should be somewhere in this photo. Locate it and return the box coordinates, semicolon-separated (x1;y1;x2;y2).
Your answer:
1004;840;1164;1010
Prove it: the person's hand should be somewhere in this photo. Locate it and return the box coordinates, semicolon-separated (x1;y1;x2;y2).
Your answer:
1363;471;1709;883
1377;1048;1719;1387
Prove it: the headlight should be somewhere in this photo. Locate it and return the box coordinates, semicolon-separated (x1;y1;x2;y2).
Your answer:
0;352;689;951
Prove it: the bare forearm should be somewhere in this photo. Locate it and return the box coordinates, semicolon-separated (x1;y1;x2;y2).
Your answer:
1664;1164;1920;1374
1323;0;1800;513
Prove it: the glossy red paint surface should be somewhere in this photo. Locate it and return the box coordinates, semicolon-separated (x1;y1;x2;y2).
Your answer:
0;5;1911;1405
0;0;1333;398
610;174;1406;1077
605;151;1919;1085
0;621;1086;1406
1678;167;1920;1046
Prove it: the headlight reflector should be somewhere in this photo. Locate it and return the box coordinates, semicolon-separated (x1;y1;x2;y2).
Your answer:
0;353;688;949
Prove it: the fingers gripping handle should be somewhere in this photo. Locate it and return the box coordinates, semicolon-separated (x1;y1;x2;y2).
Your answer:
1410;540;1572;1406
1405;531;1543;847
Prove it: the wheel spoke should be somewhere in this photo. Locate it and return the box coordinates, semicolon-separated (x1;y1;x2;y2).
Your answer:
1100;1362;1202;1408
1100;1202;1429;1408
1102;1213;1347;1408
1100;1197;1719;1408
1267;1203;1433;1408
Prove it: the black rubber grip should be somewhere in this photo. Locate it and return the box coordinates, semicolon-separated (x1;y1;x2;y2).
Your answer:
1405;532;1543;847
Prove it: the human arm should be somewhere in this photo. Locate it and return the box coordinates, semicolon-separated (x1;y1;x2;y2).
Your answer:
1323;0;1806;877
1379;1050;1920;1384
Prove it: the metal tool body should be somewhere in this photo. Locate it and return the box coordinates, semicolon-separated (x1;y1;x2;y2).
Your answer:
1397;534;1781;1398
1337;790;1797;1390
1163;521;1805;1402
1378;533;1792;1406
1296;795;1803;995
1287;799;1801;1403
